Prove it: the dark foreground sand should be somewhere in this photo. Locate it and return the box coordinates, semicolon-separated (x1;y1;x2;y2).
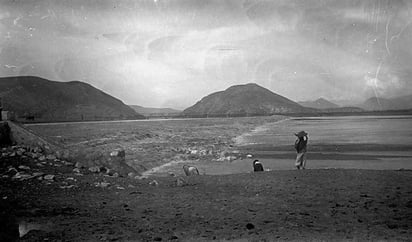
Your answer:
1;154;411;241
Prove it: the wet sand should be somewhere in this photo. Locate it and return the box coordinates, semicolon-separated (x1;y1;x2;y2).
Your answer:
147;142;412;176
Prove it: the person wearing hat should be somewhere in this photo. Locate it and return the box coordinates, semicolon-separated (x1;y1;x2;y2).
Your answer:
253;159;264;172
294;131;308;169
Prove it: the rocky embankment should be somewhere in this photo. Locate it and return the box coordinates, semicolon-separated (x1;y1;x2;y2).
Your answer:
26;116;287;176
0;145;136;183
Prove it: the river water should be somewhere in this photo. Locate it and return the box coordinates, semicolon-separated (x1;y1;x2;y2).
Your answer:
27;115;412;175
170;115;412;175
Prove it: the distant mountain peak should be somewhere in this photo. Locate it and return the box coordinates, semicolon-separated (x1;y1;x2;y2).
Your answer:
361;94;412;111
129;105;181;116
183;83;313;117
298;98;339;109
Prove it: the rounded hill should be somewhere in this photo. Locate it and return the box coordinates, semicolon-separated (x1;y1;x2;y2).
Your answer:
183;83;314;117
0;76;145;122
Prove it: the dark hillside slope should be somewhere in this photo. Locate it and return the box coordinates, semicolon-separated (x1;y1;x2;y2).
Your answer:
0;76;144;122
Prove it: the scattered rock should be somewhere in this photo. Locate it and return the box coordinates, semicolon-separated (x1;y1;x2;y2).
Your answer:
33;147;43;153
226;155;237;161
199;149;207;156
107;170;117;176
61;150;71;159
99;167;108;173
61;161;73;166
110;149;125;158
59;185;75;189
44;174;55;181
246;223;255;230
88;166;100;173
28;152;40;159
6;167;18;176
12;172;33;180
169;235;178;240
32;172;44;178
46;154;56;160
95;182;110;188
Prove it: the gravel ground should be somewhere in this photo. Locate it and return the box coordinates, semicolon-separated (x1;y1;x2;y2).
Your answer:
1;153;411;241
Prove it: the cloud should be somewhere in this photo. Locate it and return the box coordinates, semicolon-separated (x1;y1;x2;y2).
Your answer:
1;0;412;108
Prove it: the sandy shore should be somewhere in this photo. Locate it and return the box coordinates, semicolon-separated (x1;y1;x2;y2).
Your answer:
143;141;412;176
1;151;412;241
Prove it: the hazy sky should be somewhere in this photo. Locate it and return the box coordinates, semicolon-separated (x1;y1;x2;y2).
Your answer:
1;0;412;109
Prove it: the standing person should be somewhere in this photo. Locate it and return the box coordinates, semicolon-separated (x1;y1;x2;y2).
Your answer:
294;131;308;169
0;97;3;121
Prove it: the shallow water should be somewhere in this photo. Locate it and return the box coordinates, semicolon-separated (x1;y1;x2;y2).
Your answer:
236;115;412;146
153;115;412;176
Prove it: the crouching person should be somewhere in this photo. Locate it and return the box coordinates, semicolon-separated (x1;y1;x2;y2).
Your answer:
253;160;264;172
183;165;200;176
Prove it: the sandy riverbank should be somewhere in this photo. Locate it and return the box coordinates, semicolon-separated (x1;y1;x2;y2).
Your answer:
1;152;411;241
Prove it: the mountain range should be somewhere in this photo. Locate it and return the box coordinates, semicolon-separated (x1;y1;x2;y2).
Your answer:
0;76;144;122
129;105;181;117
298;98;340;109
360;95;412;111
1;76;411;121
183;83;314;117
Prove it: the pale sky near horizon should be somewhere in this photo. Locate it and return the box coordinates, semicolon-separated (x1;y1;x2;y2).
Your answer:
1;0;412;109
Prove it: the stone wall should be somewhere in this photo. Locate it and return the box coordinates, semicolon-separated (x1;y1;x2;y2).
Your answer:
7;121;61;154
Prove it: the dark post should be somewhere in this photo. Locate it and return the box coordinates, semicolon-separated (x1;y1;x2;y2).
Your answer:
0;97;3;121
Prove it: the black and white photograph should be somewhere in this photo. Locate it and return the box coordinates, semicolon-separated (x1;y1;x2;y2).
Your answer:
1;0;412;241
